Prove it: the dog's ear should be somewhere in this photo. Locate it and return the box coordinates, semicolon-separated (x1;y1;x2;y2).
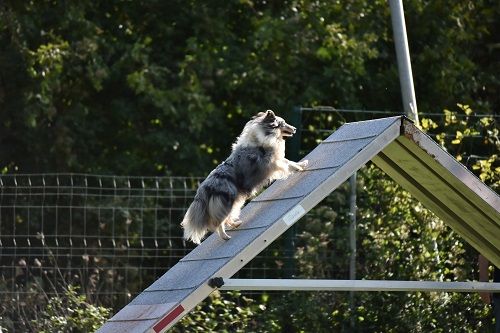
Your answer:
263;110;276;122
253;112;266;119
253;110;275;120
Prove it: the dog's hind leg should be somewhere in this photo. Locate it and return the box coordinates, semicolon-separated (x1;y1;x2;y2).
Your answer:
208;195;234;240
226;196;246;229
216;222;231;240
215;208;243;240
214;203;243;240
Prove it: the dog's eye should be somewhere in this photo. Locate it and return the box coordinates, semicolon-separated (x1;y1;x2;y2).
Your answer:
271;121;280;128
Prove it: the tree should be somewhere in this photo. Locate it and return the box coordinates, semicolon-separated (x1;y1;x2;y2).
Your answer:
3;1;496;176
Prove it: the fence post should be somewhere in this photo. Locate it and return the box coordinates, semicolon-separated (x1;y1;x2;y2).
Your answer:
287;106;303;163
283;106;303;279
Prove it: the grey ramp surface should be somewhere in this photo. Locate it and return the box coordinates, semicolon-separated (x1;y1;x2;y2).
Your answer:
97;116;500;333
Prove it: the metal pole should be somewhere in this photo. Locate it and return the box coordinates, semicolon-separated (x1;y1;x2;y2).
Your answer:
348;173;357;329
389;0;419;125
349;173;357;280
283;106;303;279
218;279;500;293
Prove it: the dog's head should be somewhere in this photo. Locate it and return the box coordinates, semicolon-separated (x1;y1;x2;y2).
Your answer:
252;110;296;140
233;110;296;150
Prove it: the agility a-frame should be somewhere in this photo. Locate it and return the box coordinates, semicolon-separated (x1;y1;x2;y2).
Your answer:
97;116;500;333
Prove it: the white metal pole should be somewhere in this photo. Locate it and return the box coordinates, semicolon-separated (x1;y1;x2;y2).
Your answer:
389;0;419;125
219;279;500;293
349;173;357;282
348;173;357;329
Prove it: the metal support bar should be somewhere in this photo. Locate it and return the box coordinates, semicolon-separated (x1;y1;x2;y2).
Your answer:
348;173;357;330
217;279;500;292
389;0;419;125
349;173;357;282
282;106;303;279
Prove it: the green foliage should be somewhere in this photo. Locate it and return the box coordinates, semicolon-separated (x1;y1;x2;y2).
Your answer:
421;104;499;190
354;167;491;332
2;0;498;175
32;285;111;333
175;291;270;333
0;282;111;333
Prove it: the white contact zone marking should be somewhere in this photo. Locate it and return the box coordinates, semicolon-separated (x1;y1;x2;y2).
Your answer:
282;204;306;226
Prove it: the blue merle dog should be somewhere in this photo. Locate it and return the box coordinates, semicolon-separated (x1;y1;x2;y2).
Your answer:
181;110;308;244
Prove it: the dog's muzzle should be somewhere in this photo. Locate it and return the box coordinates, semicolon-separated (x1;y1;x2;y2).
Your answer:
281;125;296;137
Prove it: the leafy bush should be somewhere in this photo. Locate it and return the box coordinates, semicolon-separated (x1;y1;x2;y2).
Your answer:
31;285;110;333
175;291;272;333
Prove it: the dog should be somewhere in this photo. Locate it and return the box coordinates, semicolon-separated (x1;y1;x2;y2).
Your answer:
181;110;308;244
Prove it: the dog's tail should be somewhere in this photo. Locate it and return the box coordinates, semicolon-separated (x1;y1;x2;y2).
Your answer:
181;199;209;244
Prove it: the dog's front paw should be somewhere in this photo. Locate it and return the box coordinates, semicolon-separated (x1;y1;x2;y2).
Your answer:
226;218;242;229
298;160;308;170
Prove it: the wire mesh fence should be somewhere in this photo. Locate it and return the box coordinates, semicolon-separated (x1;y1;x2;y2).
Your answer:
0;174;201;328
0;173;308;329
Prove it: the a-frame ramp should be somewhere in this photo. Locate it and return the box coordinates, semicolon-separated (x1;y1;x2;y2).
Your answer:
97;116;500;333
